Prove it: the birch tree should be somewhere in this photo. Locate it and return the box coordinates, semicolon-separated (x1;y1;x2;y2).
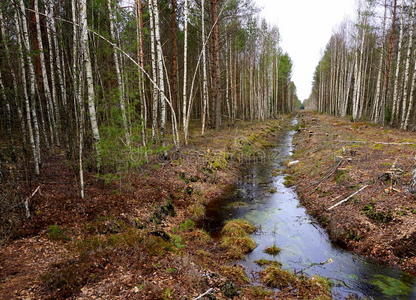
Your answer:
80;0;101;166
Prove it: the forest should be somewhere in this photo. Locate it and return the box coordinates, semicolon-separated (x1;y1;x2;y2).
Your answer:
0;0;415;299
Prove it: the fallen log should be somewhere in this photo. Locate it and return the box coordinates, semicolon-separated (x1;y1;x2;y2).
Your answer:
193;288;214;300
327;185;369;211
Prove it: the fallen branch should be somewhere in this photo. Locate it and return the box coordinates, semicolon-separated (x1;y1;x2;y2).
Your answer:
306;159;344;193
335;140;416;146
193;288;214;300
24;186;40;218
327;185;368;211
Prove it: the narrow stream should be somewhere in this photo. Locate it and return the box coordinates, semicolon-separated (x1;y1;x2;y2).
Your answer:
203;118;416;299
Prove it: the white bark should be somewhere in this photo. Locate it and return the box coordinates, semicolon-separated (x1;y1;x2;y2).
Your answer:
400;0;415;129
152;0;166;142
18;0;41;175
183;0;189;140
80;0;101;166
404;30;416;129
48;0;67;108
34;0;56;145
391;0;405;125
149;1;158;140
201;0;209;135
372;0;388;123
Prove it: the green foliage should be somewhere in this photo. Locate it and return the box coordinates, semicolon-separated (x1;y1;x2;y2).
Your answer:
47;225;69;242
362;204;393;223
370;274;412;296
178;219;196;232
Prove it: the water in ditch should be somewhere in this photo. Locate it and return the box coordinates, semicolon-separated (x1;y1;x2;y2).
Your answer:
203;118;416;299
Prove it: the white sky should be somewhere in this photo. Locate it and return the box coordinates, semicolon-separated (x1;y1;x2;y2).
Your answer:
255;0;357;100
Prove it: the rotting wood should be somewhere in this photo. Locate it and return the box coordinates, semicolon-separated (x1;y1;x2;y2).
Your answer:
327;185;368;211
193;288;214;300
24;186;40;218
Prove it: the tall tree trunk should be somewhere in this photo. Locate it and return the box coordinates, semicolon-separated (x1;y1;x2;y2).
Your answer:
183;0;189;141
169;0;179;118
152;0;166;145
135;0;147;149
149;0;158;140
108;0;130;144
18;0;41;175
391;0;405;125
201;0;209;135
400;0;415;128
34;0;57;145
210;0;221;129
80;0;101;167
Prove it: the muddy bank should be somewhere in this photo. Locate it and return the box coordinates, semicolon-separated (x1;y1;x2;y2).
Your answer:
289;112;416;275
0;117;309;299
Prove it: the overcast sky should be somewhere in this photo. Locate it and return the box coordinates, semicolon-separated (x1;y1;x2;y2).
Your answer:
255;0;357;100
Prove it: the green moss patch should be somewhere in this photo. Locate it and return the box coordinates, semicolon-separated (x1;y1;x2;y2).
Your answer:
264;244;281;256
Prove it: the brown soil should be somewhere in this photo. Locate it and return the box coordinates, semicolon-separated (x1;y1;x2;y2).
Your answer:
289;112;416;275
0;116;330;300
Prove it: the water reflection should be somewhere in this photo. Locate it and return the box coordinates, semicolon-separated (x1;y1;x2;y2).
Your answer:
203;119;416;299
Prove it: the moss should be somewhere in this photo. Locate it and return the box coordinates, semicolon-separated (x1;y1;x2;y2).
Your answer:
220;265;250;284
188;203;205;221
221;219;256;236
169;234;186;249
83;217;127;234
183;229;212;245
269;187;278;193
271;169;282;177
310;275;332;291
346;230;362;241
283;175;295;187
264;244;281;256
254;259;282;267
205;150;229;171
178;219;196;232
363;204;393;223
260;265;297;289
244;286;273;297
221;236;256;259
335;169;351;184
226;201;248;208
47;225;69;241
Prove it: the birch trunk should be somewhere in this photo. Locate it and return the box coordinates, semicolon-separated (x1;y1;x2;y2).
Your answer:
400;0;415;129
18;0;41;174
34;0;57;145
372;1;387;123
149;1;158;140
391;0;405;125
135;0;147;149
80;0;101;166
152;0;166;144
183;0;189;140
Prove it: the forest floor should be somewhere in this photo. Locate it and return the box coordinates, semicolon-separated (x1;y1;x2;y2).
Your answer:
0;116;331;300
289;112;416;275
